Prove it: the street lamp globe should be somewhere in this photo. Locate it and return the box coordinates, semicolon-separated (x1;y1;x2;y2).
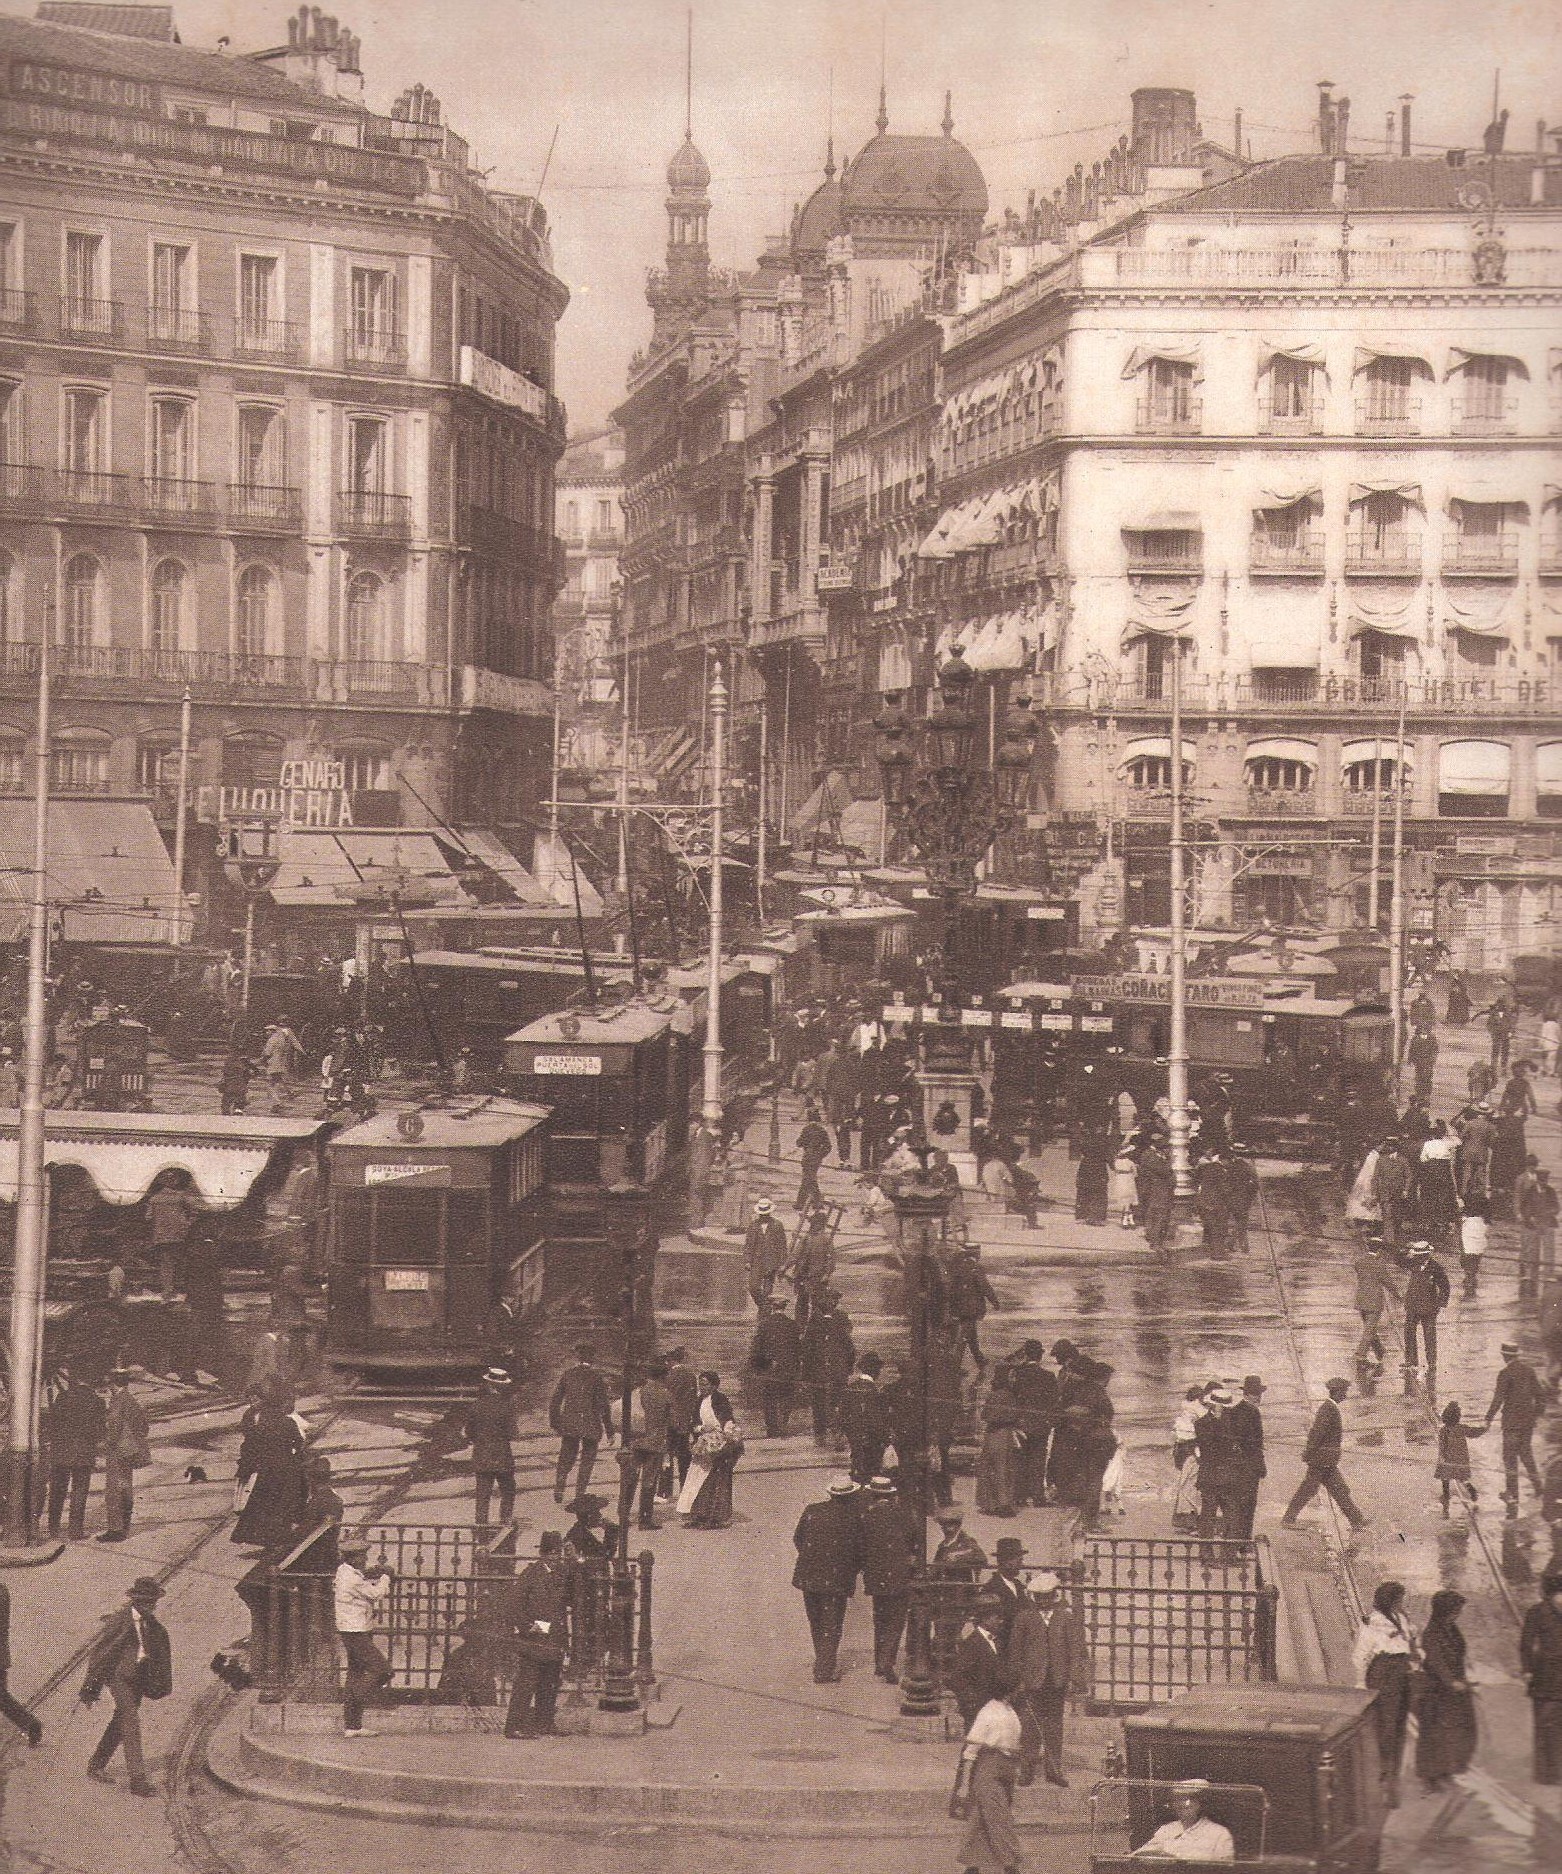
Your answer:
873;693;914;806
929;648;978;771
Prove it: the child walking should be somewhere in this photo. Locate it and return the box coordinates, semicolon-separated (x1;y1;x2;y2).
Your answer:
1435;1400;1487;1516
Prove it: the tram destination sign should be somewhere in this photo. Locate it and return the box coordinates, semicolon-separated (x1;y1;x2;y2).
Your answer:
531;1053;604;1075
1071;974;1265;1010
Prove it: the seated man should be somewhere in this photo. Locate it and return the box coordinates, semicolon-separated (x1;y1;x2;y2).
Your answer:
1131;1779;1235;1861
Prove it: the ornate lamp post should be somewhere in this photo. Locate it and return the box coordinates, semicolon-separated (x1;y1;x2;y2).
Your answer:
874;651;1038;1170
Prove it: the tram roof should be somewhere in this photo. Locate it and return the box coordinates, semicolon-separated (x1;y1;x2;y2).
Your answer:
0;1110;324;1208
509;1003;675;1045
414;949;633;979
327;1099;550;1152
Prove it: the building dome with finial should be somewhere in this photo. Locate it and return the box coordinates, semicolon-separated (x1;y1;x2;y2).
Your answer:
794;136;844;257
667;132;711;193
840;88;987;230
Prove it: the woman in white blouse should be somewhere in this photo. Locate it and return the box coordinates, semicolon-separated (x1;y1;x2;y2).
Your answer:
954;1687;1026;1873
1352;1578;1418;1806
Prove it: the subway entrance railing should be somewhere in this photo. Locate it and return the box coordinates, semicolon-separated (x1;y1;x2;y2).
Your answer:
237;1523;656;1708
920;1534;1278;1715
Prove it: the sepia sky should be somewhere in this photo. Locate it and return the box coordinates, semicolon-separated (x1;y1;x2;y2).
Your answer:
15;0;1560;429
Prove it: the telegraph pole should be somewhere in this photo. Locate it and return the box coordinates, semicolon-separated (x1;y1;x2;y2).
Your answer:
1366;731;1383;933
701;661;727;1128
170;685;192;946
1167;634;1192;1196
6;621;51;1543
1387;684;1409;1091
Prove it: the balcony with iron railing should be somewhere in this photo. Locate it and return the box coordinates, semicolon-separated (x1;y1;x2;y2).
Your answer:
1451;393;1518;437
1542;538;1562;578
56;467;137;513
140;475;217;522
1040;669;1553;718
1249;530;1325;576
0;462;46;508
343;325;408;373
1242;673;1320;706
1126;533;1202;575
226;482;302;530
1355;397;1421;437
1256;395;1325;437
1341;785;1413;816
312;660;450;706
58;296;125;343
145;305;214;354
337;489;412;538
0;289;37;333
234;317;302;362
1243;786;1318;816
1134;398;1202;436
1343;530;1420;577
1442;530;1520;578
0;642;306;696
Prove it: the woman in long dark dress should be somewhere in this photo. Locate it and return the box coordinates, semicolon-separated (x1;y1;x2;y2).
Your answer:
1353;1580;1416;1807
232;1392;307;1549
678;1371;740;1529
1415;1589;1477;1791
1075;1134;1111;1225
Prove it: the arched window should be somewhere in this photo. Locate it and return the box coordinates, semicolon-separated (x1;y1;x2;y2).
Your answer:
136;740;179;796
0;732;24;794
50;728;110;793
234;564;274;660
149;558;185;658
334;743;391;792
1244;742;1317;793
345;570;383;664
62;553;100;651
1438;740;1510;819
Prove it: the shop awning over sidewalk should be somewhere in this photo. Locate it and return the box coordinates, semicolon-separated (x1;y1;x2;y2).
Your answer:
0;1111;324;1207
269;829;468;910
0;799;178;946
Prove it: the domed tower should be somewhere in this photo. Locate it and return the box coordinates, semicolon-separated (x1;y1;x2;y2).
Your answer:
648;82;713;345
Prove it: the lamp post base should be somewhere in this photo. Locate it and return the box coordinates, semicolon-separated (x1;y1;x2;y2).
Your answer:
915;1067;979;1186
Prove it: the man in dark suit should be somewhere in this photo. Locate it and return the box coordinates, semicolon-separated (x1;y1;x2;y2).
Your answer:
1227;1375;1268;1540
1193;1387;1244;1541
1005;1571;1087;1787
858;1474;917;1681
504;1532;571;1738
950;1599;1007;1727
838;1352;888;1483
792;1477;862;1682
462;1367;519;1529
750;1298;803;1438
0;1581;41;1746
663;1345;700;1493
1008;1341;1058;1507
549;1343;615;1505
82;1576;172;1794
43;1368;106;1542
1280;1378;1368;1530
982;1536;1033;1652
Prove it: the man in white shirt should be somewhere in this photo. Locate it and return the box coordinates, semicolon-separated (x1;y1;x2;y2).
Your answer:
333;1537;394;1737
1132;1779;1236;1860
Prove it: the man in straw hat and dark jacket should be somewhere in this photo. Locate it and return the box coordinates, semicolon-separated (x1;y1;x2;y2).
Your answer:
462;1366;518;1529
81;1576;172;1795
792;1475;862;1682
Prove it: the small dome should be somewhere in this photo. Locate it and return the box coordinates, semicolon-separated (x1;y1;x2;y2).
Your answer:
794;172;844;255
841;131;987;220
667;133;711;193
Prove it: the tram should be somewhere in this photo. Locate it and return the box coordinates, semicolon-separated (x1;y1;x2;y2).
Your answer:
411;949;634;1068
321;1099;549;1377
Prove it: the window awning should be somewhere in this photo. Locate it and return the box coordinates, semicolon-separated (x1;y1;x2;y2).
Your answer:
0;1112;324;1208
1122;736;1197;763
790;770;853;842
1255;482;1323;510
0;800;180;946
1342;739;1415;774
451;828;556;907
878;636;913;693
1538;743;1562;793
1447;487;1530;514
1445;347;1530;381
269;829;468;910
1122;343;1202;379
1353;345;1435;378
1129;511;1201;532
1245;737;1318;765
1438;740;1511;796
1443;587;1514;636
1259;340;1328;373
1350;480;1424;506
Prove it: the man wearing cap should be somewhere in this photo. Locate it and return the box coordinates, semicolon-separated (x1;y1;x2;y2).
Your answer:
859;1474;917;1681
749;1296;803;1438
81;1577;172;1794
334;1537;394;1737
983;1537;1032;1652
792;1478;863;1682
1131;1779;1236;1860
462;1367;519;1530
1226;1377;1268;1542
98;1368;150;1544
1485;1342;1548;1505
744;1199;791;1311
1006;1570;1087;1787
1280;1379;1368;1532
1401;1243;1451;1375
549;1343;615;1506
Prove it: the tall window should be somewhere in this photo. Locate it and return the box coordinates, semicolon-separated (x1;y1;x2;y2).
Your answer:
563;499;579;535
1356;492;1409;556
63;231;103;311
149;397;192;483
335;744;391;791
0;379;19;463
236;405;283;488
596;498;614;533
62;553;100;650
51;731;109;793
347;417;387;493
234;564;274;660
0;550;11;646
1357;629;1408;681
1146;358;1195;426
149;242;192;343
136;741;179;794
1460;356;1509;421
1268;355;1316;422
149;559;185;656
0;223;15;293
1362;357;1414;422
350;268;396;339
63;387;105;474
345;570;383;663
0;736;23;793
238;254;278;340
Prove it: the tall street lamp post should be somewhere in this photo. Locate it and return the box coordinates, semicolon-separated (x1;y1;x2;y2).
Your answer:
874;649;1036;1717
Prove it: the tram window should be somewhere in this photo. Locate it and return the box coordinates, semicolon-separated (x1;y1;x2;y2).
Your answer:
372;1190;442;1265
1293;1021;1338;1069
333;1190;372;1263
445;1191;489;1262
1342;1018;1387;1064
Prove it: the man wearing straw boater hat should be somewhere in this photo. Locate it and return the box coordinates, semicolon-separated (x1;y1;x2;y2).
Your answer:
461;1366;519;1529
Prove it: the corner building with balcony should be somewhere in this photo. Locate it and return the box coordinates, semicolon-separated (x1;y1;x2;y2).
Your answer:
927;87;1562;964
0;4;566;933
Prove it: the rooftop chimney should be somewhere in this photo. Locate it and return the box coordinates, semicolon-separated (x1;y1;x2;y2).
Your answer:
1317;81;1336;155
1534;120;1548;205
1334;95;1350;155
1400;94;1413;158
1332;157;1349;209
1131;87;1198;165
